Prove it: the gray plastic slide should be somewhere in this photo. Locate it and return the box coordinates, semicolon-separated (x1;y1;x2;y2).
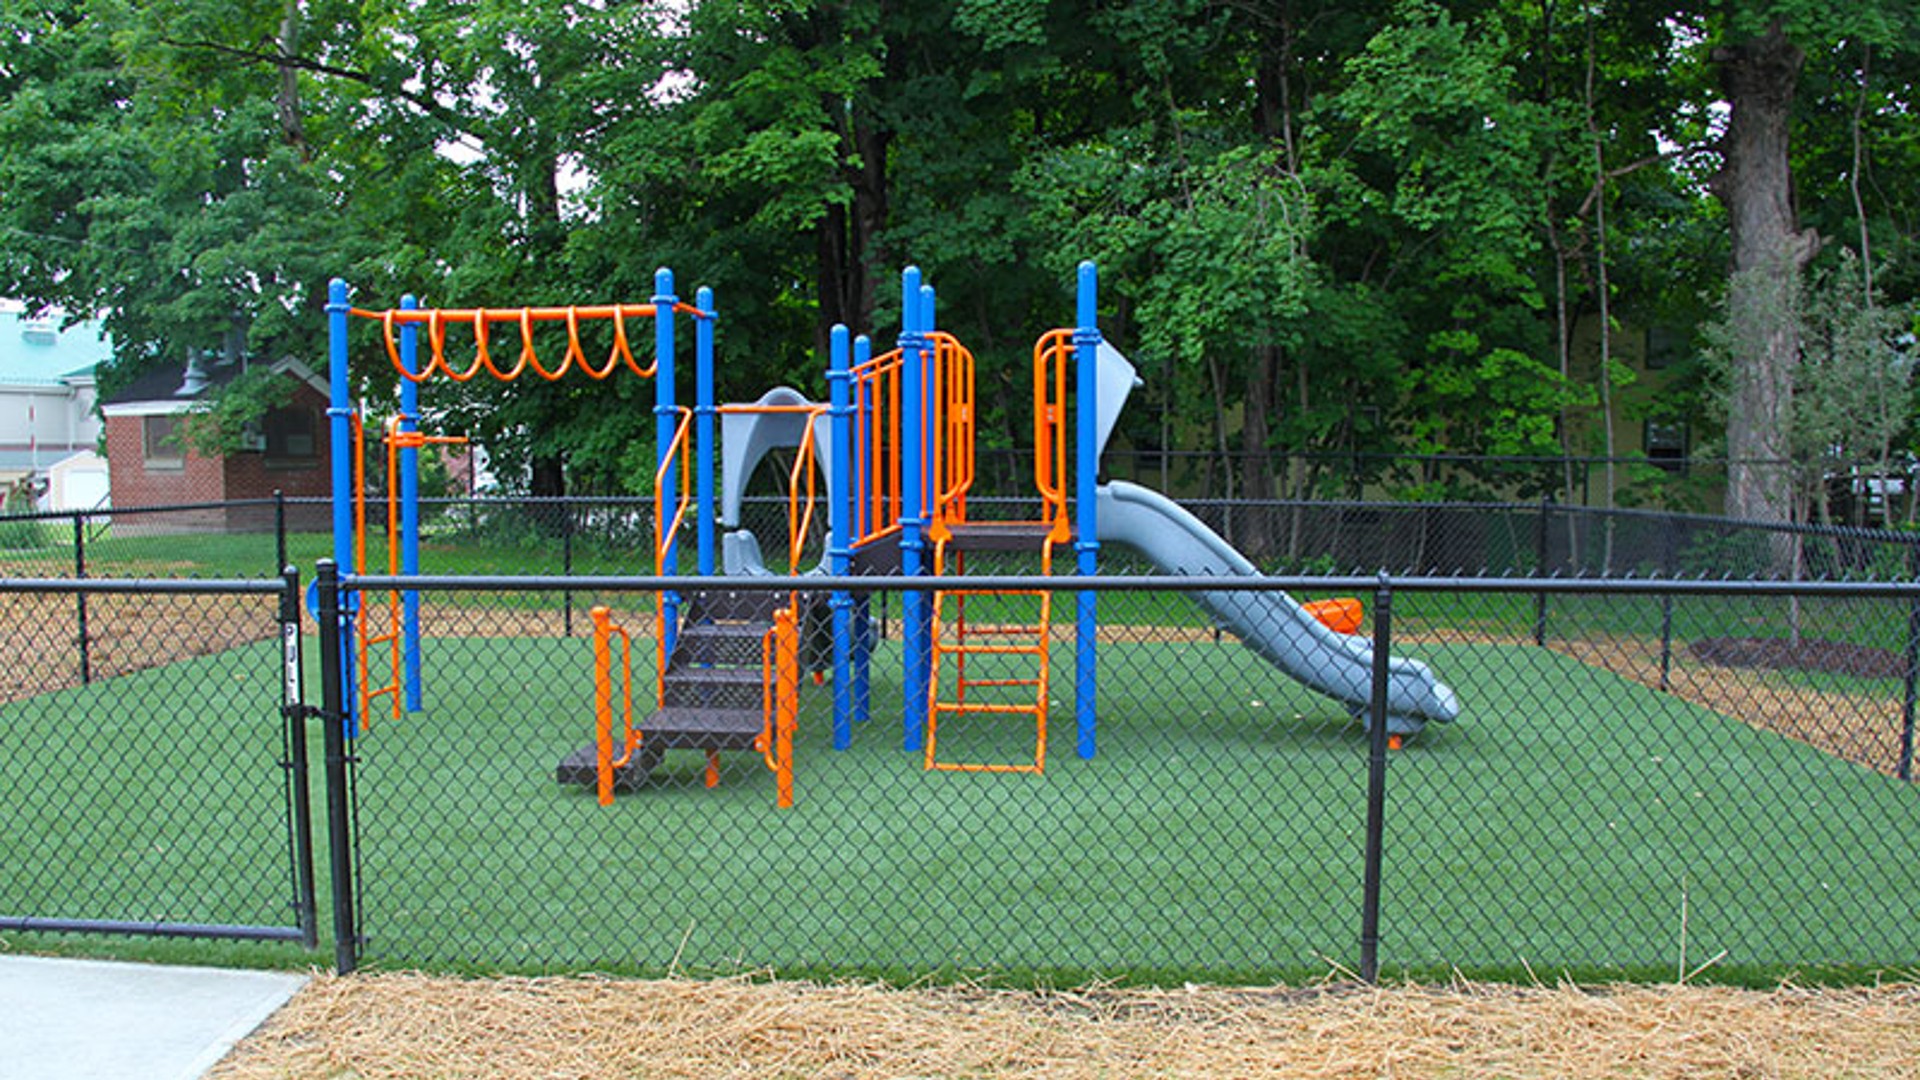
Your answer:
1096;480;1460;734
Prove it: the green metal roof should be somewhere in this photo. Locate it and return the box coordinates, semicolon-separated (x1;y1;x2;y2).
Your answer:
0;307;110;387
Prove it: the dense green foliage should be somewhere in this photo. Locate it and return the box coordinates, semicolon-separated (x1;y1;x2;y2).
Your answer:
2;0;1915;515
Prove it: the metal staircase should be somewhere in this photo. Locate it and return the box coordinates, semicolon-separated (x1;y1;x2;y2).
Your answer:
556;587;804;807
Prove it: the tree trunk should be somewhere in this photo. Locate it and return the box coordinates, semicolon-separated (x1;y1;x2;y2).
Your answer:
274;0;312;162
1239;345;1279;559
1711;23;1820;551
530;454;565;500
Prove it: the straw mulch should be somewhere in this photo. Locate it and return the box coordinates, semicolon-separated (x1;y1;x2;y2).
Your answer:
208;973;1920;1079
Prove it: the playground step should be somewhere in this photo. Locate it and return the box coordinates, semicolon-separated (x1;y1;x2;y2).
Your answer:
673;622;769;667
940;521;1058;552
953;623;1045;637
554;703;765;792
554;740;657;791
662;666;764;711
683;587;787;624
636;706;767;750
849;532;902;575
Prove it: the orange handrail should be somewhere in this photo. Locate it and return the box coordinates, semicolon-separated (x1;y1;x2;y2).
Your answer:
851;346;905;546
787;405;827;577
1031;328;1072;540
927;331;975;534
653;407;694;707
591;606;637;807
756;606;798;809
712;402;830;577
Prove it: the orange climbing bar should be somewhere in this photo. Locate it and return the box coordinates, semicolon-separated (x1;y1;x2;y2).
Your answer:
352;414;472;731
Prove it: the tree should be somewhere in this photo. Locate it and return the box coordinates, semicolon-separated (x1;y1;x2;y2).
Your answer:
1706;3;1914;537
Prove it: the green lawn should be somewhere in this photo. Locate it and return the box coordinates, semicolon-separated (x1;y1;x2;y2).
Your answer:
5;604;1917;985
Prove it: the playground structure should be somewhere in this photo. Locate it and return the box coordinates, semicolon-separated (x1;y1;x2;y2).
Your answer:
324;261;1460;808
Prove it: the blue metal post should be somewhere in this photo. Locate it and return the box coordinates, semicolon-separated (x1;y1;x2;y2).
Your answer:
694;285;717;577
653;268;680;653
920;283;937;525
399;295;423;711
325;279;358;738
852;334;874;727
1073;260;1100;759
899;266;927;752
827;324;854;750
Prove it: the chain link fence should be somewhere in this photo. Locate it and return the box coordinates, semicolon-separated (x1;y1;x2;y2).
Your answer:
0;575;317;945
5;497;1919;983
312;571;1919;982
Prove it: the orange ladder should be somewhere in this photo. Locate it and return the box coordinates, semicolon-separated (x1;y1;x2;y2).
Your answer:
353;414;467;731
924;537;1055;774
917;324;1073;774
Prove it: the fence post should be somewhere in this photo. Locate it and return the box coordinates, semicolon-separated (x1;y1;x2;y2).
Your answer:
1359;573;1394;984
274;489;287;575
1532;495;1552;647
73;512;90;685
1901;543;1919;782
314;559;360;972
1659;515;1677;693
280;565;319;949
562;502;574;637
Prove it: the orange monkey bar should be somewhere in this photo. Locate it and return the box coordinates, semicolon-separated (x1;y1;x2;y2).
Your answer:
349;301;710;384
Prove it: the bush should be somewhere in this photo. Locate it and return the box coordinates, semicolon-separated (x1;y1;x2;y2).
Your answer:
0;487;48;550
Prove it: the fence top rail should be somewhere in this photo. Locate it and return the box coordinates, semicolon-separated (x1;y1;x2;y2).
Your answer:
337;571;1920;599
0;497;285;525
0;577;288;596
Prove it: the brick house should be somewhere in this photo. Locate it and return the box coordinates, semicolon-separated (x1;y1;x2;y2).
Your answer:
99;354;334;530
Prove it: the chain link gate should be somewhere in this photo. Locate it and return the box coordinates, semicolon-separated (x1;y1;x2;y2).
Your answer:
0;573;318;948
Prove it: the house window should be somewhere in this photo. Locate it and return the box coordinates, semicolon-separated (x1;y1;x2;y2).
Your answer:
1646;326;1689;370
263;405;318;466
1645;420;1688;473
142;415;185;470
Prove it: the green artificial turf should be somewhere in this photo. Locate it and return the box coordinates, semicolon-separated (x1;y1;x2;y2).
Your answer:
5;626;1916;986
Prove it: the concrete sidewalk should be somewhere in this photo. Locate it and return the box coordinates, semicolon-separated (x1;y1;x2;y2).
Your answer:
0;955;308;1080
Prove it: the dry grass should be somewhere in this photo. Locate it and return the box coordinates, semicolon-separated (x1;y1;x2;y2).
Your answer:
208;973;1920;1079
1542;634;1911;777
